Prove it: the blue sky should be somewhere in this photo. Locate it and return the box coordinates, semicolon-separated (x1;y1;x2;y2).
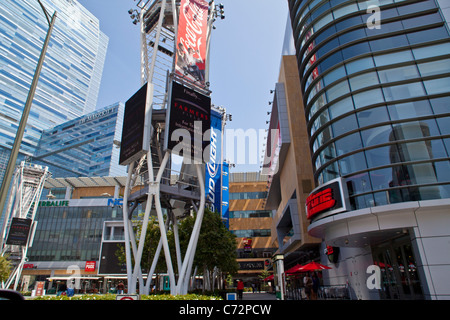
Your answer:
78;0;289;172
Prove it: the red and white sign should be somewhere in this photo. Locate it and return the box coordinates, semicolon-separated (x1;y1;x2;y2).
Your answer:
85;261;96;272
175;0;209;86
306;179;347;220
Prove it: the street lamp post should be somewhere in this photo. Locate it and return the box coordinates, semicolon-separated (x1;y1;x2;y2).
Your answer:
0;1;57;218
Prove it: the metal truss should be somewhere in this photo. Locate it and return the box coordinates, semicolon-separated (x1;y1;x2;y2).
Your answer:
122;0;220;295
0;161;51;290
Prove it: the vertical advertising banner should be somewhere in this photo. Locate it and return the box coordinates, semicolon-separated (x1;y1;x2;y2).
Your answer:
175;0;209;86
205;109;222;213
221;161;229;229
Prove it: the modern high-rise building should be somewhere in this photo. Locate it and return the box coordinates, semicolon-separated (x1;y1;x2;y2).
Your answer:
281;0;450;299
0;0;108;180
33;102;126;180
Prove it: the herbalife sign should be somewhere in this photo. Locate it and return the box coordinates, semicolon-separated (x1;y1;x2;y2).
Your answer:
38;200;69;207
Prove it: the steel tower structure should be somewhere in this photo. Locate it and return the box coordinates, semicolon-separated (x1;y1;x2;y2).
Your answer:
122;0;224;295
0;161;51;290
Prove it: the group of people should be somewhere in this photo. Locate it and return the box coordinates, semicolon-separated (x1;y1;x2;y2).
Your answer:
303;272;320;300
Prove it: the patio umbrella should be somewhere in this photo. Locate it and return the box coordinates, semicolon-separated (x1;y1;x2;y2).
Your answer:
285;264;303;274
297;261;332;272
264;274;274;281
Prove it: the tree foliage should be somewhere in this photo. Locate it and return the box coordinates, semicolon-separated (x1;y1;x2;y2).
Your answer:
117;207;238;290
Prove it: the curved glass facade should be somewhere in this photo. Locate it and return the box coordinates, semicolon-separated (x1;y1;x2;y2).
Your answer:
289;0;450;210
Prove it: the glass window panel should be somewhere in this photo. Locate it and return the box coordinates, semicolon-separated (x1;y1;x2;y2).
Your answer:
365;145;400;168
319;143;337;165
339;28;367;45
342;41;371;60
378;65;420;83
357;106;389;128
319;51;344;73
311;1;331;20
437;116;450;135
353;88;384;108
397;141;434;162
339;151;367;175
323;66;346;86
412;42;450;60
370;167;394;191
361;125;393;147
366;21;403;37
332;114;358;137
430;97;450;115
321;162;339;182
418;59;450;77
335;132;363;156
316;38;339;59
315;24;337;44
346;172;372;195
333;3;359;20
407;27;449;45
383;82;425;101
328;96;354;119
388;100;432;120
435;161;450;183
326;79;350;101
392;119;439;140
315;13;333;31
349;71;379;91
402;12;443;30
346;56;374;75
370;34;408;52
424;77;450;95
374;50;413;67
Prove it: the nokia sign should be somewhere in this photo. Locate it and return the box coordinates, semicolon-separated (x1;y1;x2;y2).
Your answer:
306;178;348;220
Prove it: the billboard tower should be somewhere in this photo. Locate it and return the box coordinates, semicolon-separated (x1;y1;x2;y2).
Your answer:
121;0;224;295
0;161;51;290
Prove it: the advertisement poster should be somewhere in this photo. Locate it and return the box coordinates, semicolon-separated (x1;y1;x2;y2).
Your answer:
175;0;209;86
205;109;222;213
6;217;32;246
165;81;211;161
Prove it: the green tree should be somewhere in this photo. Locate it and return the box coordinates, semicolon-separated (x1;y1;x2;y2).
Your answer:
117;208;238;292
179;208;238;291
0;254;12;284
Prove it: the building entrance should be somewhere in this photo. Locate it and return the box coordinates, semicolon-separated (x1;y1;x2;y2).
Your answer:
371;235;423;300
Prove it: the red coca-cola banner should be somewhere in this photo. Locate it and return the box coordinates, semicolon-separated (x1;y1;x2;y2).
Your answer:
175;0;209;86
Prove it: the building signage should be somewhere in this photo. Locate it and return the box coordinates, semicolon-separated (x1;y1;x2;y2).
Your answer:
107;198;123;207
119;83;149;166
6;218;32;246
175;0;209;86
306;178;348;220
325;246;340;264
38;200;69;207
165;81;211;162
239;260;265;271
205;109;222;213
85;261;96;272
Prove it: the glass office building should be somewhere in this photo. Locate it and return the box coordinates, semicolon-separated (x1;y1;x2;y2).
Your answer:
33;102;126;178
0;0;108;180
287;0;450;299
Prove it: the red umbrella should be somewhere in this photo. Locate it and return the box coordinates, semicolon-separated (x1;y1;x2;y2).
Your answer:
297;261;332;272
264;274;274;281
285;264;303;274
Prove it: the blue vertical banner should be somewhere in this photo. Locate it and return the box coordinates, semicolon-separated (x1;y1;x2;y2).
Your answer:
221;161;230;229
205;109;222;214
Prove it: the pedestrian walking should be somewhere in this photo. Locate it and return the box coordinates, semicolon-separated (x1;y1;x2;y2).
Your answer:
312;273;320;300
303;273;313;300
237;280;244;300
117;281;125;294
